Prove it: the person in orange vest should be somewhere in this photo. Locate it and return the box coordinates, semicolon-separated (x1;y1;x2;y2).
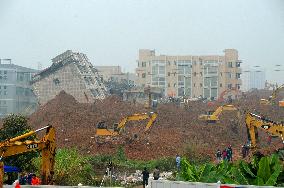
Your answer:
31;174;41;185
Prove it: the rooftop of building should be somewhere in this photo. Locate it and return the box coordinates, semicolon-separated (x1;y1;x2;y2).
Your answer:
32;50;92;82
0;63;38;72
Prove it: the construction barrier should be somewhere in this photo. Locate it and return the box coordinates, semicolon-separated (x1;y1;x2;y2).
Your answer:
149;180;276;188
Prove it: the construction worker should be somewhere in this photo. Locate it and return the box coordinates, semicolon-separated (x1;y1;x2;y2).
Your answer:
153;166;160;180
216;149;222;162
222;149;227;161
241;145;247;158
142;167;149;188
176;154;181;171
227;145;233;162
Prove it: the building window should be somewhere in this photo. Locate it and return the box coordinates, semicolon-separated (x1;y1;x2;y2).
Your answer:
174;61;177;65
236;73;241;79
228;62;233;68
200;72;202;76
4;71;7;74
4;86;7;89
227;73;232;78
142;73;146;78
53;78;60;85
168;83;170;87
200;83;203;87
194;83;196;87
168;72;171;76
174;83;176;87
4;91;7;95
236;62;241;67
142;62;146;67
220;72;222;77
167;61;171;66
228;84;232;89
137;62;139;67
193;72;197;76
220;83;222;87
236;84;241;90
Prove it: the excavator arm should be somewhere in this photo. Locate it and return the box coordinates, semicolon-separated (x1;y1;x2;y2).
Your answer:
260;84;284;105
0;126;56;186
245;113;284;148
116;113;151;131
95;112;158;138
199;105;238;123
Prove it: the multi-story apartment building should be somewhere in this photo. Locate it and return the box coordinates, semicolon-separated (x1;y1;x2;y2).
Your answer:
136;49;242;99
0;59;38;117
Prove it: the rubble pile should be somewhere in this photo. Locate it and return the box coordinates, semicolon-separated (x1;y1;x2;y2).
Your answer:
28;90;284;160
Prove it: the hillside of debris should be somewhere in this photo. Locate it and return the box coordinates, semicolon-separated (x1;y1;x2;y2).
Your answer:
28;90;284;160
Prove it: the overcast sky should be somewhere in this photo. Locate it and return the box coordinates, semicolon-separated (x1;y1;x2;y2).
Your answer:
0;0;284;83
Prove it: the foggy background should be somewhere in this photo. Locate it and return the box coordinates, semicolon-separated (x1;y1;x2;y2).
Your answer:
0;0;283;82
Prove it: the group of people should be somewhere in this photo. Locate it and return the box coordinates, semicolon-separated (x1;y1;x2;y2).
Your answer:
19;173;41;185
216;145;233;162
142;154;181;188
142;166;160;188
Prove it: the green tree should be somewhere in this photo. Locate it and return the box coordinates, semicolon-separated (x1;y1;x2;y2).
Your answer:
33;148;96;186
0;114;37;171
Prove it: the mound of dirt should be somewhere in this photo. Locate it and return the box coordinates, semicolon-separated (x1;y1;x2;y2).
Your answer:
28;90;284;160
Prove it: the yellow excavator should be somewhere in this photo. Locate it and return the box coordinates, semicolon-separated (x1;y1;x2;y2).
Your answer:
260;84;284;105
198;104;239;123
0;125;56;187
245;112;284;149
95;112;157;143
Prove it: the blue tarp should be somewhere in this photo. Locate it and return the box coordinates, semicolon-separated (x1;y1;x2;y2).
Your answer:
4;165;21;173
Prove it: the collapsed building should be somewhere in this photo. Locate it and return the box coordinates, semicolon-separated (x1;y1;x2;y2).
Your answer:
32;50;107;105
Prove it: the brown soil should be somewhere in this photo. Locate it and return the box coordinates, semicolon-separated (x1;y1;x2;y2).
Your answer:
28;90;284;161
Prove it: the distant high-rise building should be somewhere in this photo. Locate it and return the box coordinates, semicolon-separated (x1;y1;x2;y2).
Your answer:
136;49;242;99
241;68;265;91
0;59;38;117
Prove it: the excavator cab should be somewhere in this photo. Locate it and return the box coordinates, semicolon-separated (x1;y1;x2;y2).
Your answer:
206;111;214;115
